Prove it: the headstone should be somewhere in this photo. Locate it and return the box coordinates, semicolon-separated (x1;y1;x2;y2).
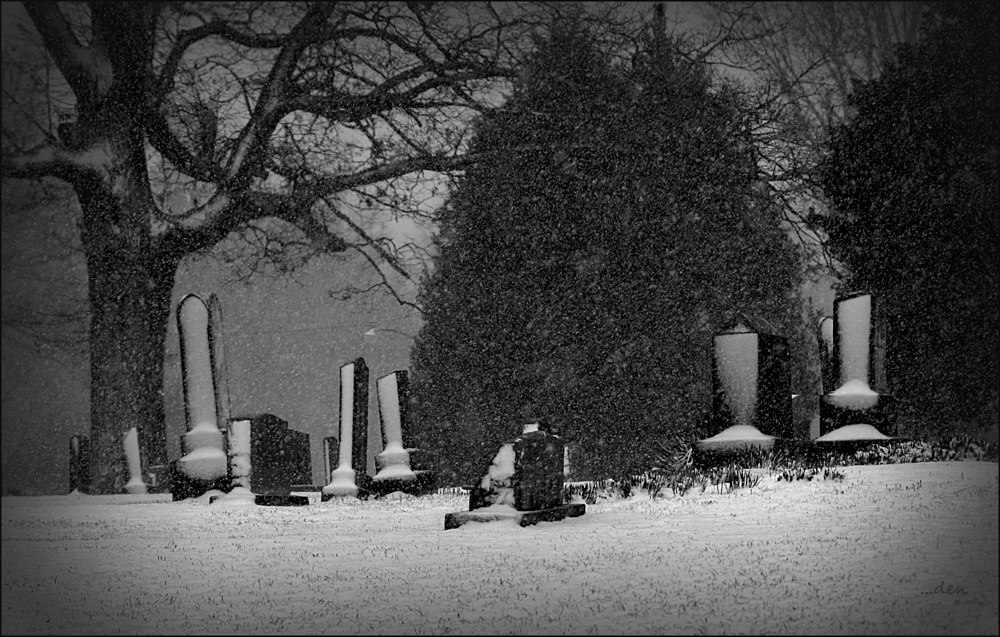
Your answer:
819;292;897;437
817;316;836;394
69;435;90;494
445;423;585;529
123;427;148;494
371;371;436;497
322;358;369;500
223;415;310;506
323;435;339;484
172;294;230;501
374;371;416;481
207;294;232;439
711;313;793;439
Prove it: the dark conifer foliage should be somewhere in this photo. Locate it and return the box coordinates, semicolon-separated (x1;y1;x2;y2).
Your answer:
411;18;811;485
820;3;998;440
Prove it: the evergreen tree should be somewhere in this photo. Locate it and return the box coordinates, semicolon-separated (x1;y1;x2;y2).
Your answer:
411;17;811;484
820;3;998;440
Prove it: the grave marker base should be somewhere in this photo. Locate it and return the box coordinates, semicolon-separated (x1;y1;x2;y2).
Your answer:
370;470;437;498
254;494;310;506
320;472;375;502
444;502;585;530
819;394;897;437
169;460;230;501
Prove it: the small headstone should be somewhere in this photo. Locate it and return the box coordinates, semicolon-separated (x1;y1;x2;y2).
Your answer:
445;423;585;529
68;435;90;494
123;427;148;494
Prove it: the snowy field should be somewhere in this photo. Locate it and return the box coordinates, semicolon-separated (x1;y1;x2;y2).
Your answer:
2;461;997;635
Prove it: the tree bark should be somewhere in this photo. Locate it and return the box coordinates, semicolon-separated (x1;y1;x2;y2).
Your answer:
74;96;178;494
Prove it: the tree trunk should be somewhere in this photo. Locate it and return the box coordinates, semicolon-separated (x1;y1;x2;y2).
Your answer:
77;102;179;494
85;243;177;494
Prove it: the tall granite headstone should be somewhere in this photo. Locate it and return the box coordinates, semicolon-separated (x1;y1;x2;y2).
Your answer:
819;292;897;437
711;313;793;439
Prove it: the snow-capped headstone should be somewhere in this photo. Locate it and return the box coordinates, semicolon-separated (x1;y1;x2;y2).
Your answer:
819;292;897;438
171;293;230;500
322;358;369;500
122;427;148;494
68;435;90;494
374;371;416;483
445;422;584;529
371;370;436;497
711;313;793;439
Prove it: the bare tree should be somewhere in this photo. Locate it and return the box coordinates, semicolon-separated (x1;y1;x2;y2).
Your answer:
678;1;930;279
1;1;639;494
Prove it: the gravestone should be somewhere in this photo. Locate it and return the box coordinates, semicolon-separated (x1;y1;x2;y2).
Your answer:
323;435;339;484
711;313;793;439
68;435;90;494
322;358;370;500
819;292;897;437
371;371;436;497
123;427;148;494
226;414;311;506
172;293;229;500
445;423;585;529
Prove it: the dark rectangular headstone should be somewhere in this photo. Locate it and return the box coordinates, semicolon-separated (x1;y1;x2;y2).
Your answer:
513;430;565;512
246;414;311;496
349;358;369;477
68;435;90;494
285;429;312;486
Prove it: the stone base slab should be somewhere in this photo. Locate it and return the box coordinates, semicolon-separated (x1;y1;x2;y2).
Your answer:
254;494;310;506
444;502;585;530
371;470;437;499
169;461;230;501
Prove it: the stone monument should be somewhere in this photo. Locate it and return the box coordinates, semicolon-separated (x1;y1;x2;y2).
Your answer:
445;422;585;529
322;358;370;500
819;291;897;437
171;293;230;500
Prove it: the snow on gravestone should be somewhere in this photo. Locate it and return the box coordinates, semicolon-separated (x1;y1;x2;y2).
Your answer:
370;370;435;497
711;315;793;439
374;371;416;483
123;427;147;494
171;294;230;501
322;358;369;500
444;423;585;529
819;292;897;438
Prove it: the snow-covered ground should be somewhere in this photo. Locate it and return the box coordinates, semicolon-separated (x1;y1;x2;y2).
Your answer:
2;461;997;635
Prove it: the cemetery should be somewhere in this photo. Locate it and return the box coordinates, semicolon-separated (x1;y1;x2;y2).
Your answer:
7;289;997;635
59;290;995;511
